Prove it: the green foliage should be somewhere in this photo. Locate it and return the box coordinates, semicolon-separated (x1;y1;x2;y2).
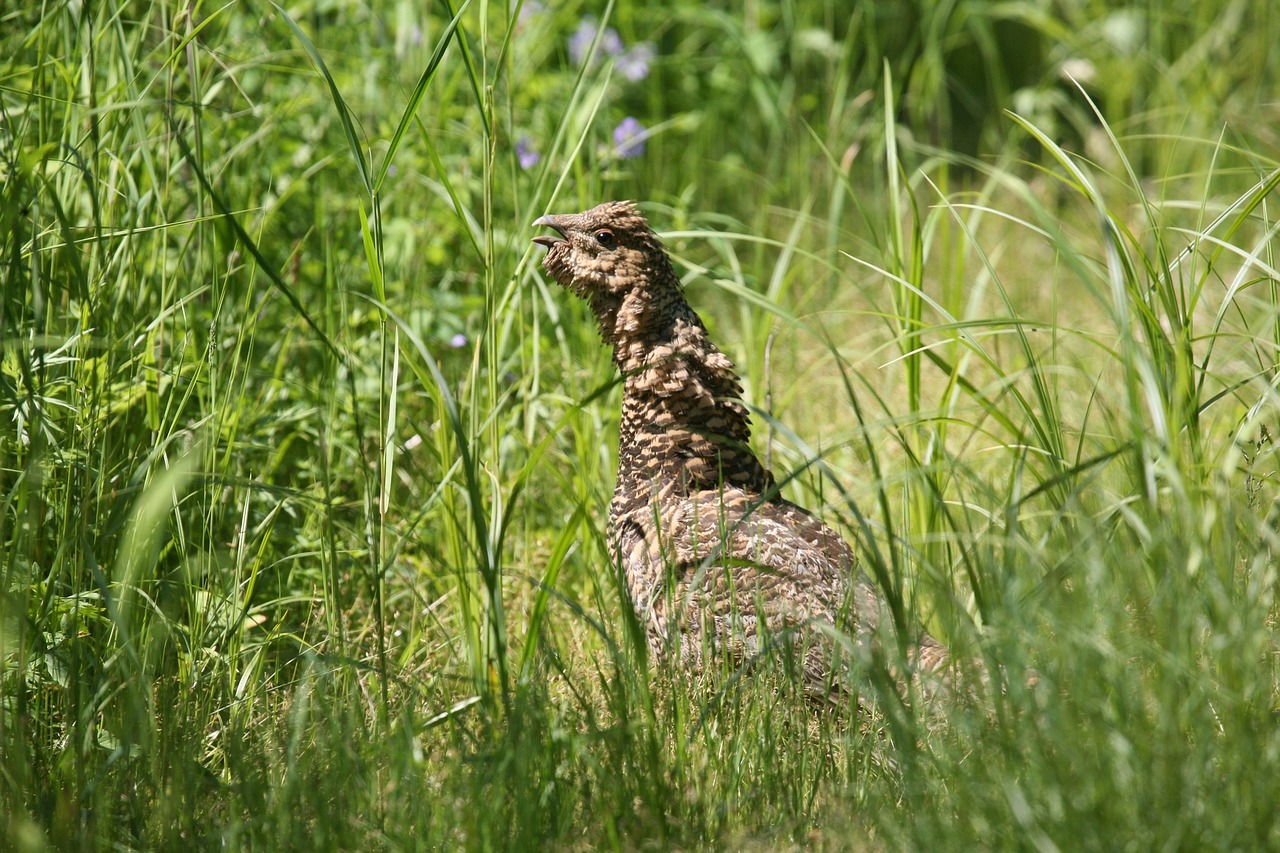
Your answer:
2;0;1279;849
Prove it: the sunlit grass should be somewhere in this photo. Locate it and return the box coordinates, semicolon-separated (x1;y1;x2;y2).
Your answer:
3;1;1279;849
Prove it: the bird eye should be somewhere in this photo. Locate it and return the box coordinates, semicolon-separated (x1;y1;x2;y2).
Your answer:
594;229;616;247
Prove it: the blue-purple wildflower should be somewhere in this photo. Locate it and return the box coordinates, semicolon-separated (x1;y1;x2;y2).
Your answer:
617;42;655;81
567;17;656;81
569;18;624;67
450;333;468;348
613;117;646;158
515;136;540;170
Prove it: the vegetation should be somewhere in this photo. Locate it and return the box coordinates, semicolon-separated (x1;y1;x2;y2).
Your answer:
3;0;1278;848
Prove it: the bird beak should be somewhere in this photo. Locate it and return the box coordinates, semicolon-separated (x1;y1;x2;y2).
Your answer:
532;214;567;248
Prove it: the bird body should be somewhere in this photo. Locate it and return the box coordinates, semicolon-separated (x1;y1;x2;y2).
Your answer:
533;201;949;697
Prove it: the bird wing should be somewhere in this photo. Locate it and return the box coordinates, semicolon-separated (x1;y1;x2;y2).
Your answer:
616;486;884;678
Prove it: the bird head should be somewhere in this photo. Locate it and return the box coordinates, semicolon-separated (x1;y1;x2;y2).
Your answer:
532;201;672;300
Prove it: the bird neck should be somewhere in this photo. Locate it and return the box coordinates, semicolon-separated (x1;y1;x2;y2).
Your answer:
590;276;775;497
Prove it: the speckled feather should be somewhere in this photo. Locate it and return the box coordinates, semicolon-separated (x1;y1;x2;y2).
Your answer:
533;201;950;697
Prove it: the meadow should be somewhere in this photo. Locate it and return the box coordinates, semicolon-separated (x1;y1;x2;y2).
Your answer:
2;1;1279;849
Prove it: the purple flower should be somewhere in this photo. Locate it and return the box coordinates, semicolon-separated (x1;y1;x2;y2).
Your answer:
569;18;623;67
601;27;624;57
515;136;540;170
613;117;646;158
617;42;655;82
568;24;593;66
450;333;468;348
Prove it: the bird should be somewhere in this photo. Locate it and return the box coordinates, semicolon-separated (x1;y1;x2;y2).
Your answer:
532;200;951;702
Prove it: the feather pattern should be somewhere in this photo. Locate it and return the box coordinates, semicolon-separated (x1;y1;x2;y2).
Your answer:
534;201;951;698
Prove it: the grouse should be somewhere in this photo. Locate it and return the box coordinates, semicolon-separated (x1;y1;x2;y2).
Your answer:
533;201;950;699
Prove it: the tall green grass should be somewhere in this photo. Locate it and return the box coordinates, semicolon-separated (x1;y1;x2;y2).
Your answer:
2;1;1278;849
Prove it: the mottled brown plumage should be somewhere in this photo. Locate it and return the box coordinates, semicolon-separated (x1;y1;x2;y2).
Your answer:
533;201;949;699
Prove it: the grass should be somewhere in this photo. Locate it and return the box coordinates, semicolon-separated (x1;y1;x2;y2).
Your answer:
3;0;1279;849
